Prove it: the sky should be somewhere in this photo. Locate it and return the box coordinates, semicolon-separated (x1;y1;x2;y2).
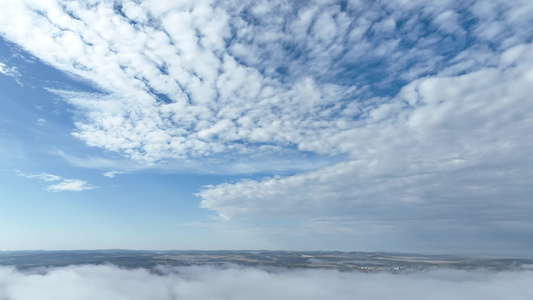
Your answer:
0;0;532;255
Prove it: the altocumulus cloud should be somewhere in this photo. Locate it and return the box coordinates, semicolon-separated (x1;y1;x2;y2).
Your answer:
0;265;532;300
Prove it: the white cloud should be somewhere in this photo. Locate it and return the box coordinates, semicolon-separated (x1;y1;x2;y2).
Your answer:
45;179;97;192
102;171;125;178
0;265;531;300
16;169;96;192
197;41;533;249
1;0;489;163
0;60;22;85
200;41;533;197
37;119;47;126
0;61;20;78
15;170;62;182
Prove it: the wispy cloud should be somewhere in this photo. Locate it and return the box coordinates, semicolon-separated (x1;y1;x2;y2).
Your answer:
102;171;125;178
0;60;22;86
37;119;47;126
16;170;96;192
44;179;96;192
0;61;20;78
15;170;62;182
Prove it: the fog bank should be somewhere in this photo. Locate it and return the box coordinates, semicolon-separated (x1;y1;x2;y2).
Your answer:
1;265;532;300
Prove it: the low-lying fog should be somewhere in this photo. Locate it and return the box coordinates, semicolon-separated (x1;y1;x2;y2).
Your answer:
1;265;532;299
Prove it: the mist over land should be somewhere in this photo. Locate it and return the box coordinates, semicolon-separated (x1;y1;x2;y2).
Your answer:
1;262;532;300
1;250;532;299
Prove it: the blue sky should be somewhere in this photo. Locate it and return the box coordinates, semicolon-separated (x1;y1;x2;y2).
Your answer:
1;0;532;255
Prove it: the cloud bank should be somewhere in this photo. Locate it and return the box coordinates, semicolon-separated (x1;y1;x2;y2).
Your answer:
0;265;532;300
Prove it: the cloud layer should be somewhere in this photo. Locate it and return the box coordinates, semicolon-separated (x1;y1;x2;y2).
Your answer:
198;42;533;220
0;265;532;300
7;0;531;163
